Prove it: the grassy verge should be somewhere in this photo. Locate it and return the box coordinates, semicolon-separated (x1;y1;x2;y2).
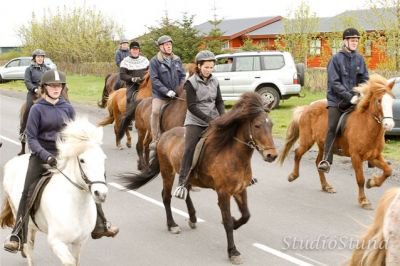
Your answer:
1;76;398;161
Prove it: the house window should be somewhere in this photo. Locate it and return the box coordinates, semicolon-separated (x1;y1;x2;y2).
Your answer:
309;39;321;56
331;39;341;54
364;40;372;57
221;41;230;50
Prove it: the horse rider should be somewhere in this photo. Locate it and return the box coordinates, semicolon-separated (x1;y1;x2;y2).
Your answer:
19;49;50;147
119;41;149;108
317;27;369;173
114;39;130;90
149;35;186;153
173;50;225;200
4;70;118;254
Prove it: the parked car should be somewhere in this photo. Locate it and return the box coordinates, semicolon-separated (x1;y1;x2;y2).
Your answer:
213;51;304;109
0;57;57;82
386;77;400;136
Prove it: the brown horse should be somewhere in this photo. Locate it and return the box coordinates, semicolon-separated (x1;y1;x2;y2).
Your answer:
278;74;395;209
97;73;126;108
133;85;187;170
97;73;152;149
18;87;69;155
123;92;277;264
349;187;400;265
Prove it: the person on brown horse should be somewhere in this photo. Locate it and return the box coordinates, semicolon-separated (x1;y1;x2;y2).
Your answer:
149;35;186;154
317;27;369;173
19;49;50;147
120;41;149;114
114;39;130;90
173;50;225;199
4;70;119;253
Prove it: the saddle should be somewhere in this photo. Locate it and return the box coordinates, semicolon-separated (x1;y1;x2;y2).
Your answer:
28;172;53;227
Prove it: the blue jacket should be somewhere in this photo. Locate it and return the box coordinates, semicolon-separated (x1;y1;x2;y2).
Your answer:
115;49;130;67
24;63;50;93
149;52;186;100
27;98;75;162
327;49;369;108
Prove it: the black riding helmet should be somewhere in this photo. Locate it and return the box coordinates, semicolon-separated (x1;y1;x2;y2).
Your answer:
41;69;66;86
343;28;361;39
129;41;140;49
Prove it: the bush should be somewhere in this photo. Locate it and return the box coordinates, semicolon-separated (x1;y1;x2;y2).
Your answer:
57;62;116;76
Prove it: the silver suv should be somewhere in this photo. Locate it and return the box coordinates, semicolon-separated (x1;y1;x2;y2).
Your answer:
0;57;57;82
213;51;304;108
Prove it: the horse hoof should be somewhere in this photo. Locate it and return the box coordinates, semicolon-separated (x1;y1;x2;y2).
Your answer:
188;220;196;229
126;143;132;148
230;255;243;265
117;145;123;150
323;186;336;193
361;201;373;210
366;179;373;189
169;226;181;234
288;174;298;182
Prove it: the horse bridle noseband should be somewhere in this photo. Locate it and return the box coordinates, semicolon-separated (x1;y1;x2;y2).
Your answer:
55;157;107;192
369;98;394;124
234;120;275;153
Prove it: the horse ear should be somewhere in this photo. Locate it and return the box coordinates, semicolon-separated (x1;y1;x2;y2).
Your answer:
388;78;396;90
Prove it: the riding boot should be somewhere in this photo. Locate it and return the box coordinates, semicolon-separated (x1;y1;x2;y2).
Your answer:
91;203;119;239
318;132;336;173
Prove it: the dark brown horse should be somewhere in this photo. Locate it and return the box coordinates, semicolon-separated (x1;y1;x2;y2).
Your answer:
349;187;400;265
18;87;69;155
132;85;187;170
278;74;395;209
97;73;152;149
123;92;277;264
97;73;126;108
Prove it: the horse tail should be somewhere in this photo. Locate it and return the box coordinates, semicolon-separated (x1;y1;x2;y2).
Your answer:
98;74;112;108
349;188;400;266
123;153;160;190
0;197;15;228
97;92;115;127
116;99;141;142
277;106;305;165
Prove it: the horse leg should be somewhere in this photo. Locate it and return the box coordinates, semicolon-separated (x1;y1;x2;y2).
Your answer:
316;146;335;193
161;169;180;234
384;192;400;265
125;128;132;148
366;154;392;188
288;143;312;182
136;131;146;170
70;242;83;266
48;237;76;266
185;189;197;229
24;227;37;265
351;155;372;209
114;123;122;150
18;141;26;156
232;189;250;230
217;192;241;264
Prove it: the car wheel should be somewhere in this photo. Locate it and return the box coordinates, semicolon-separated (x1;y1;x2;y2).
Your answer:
0;74;3;83
296;63;305;86
257;87;280;109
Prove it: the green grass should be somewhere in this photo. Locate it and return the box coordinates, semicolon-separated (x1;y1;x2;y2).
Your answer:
1;77;398;162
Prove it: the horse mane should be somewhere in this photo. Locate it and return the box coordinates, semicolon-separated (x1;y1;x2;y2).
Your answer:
139;72;150;90
206;92;266;154
355;74;392;112
57;118;103;158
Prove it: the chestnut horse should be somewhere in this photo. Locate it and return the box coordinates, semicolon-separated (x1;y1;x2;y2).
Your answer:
97;73;126;108
349;187;400;265
123;92;277;264
278;74;395;209
18;87;69;155
97;72;151;149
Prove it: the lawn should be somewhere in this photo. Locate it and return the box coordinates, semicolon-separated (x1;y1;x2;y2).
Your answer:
1;75;398;161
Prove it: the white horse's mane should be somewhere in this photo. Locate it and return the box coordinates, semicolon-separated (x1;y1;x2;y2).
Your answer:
57;117;103;158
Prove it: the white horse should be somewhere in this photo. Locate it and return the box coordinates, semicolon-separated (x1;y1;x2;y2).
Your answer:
0;118;108;266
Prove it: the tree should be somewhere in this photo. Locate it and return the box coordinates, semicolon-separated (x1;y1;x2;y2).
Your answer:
19;6;122;63
275;0;319;64
239;37;264;51
203;14;225;55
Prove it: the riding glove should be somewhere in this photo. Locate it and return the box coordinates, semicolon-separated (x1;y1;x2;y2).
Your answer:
350;95;360;105
131;77;142;83
166;90;176;98
47;156;57;167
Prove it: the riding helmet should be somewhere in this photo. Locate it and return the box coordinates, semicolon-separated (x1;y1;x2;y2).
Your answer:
41;69;66;85
157;35;173;46
195;50;216;64
120;39;129;44
32;49;46;59
343;28;361;39
129;41;140;49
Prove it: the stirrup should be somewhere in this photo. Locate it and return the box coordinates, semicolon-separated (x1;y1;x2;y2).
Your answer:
173;185;188;200
249;177;258;186
3;234;22;253
318;160;331;173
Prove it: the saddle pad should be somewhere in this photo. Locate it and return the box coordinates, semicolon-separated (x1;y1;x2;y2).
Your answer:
191;137;206;172
29;172;53;225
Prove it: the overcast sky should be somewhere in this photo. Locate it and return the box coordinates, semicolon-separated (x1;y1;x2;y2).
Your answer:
1;0;368;46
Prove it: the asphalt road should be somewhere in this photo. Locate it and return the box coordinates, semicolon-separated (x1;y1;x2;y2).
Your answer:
0;90;399;266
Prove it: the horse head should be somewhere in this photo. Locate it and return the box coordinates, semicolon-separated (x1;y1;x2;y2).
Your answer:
355;74;395;131
57;118;108;203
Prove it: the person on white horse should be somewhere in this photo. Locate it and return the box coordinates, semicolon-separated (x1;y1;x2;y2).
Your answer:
3;69;118;254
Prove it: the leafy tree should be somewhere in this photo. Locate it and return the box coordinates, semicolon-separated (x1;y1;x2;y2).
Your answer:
203;15;225;55
240;37;264;51
19;6;122;64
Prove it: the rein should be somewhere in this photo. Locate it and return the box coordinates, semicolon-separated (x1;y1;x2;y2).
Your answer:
233;121;275;152
367;98;394;124
55;157;107;192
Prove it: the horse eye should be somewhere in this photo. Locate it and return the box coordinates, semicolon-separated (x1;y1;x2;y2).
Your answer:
79;158;85;163
254;124;261;128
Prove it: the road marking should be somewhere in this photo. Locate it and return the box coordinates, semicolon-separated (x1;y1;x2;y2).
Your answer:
295;253;328;266
109;182;205;222
0;135;20;145
253;243;314;266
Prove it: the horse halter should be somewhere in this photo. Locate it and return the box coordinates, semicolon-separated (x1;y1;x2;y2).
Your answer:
55;157;107;192
234;119;275;153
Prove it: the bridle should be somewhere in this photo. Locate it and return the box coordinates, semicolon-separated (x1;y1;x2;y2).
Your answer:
55;157;107;192
234;118;275;153
368;96;394;124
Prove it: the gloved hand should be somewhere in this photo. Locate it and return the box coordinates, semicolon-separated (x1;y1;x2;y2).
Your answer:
47;155;57;167
350;95;360;105
131;77;142;83
166;90;176;98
